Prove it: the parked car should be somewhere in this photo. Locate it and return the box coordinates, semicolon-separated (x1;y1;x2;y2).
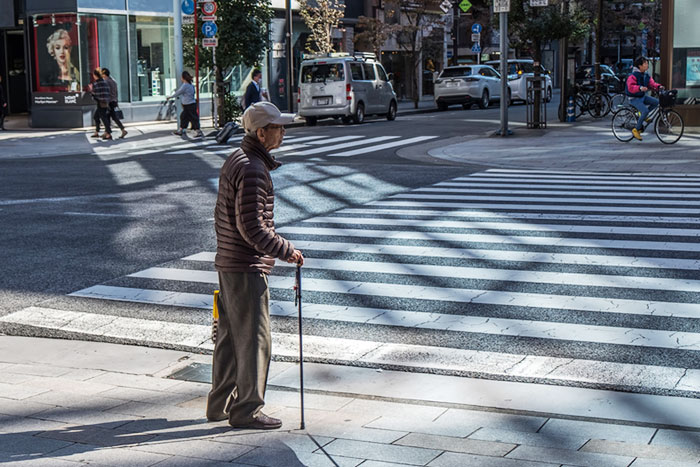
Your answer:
433;65;508;110
486;59;553;103
297;52;397;126
575;64;623;92
614;59;634;82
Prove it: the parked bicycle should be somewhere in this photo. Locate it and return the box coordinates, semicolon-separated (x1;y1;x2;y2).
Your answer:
574;81;611;118
611;89;684;144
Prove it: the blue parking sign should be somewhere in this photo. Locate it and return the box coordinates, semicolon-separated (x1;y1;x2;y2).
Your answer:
202;21;217;38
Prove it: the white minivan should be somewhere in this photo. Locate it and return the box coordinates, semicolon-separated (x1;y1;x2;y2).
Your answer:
298;52;398;126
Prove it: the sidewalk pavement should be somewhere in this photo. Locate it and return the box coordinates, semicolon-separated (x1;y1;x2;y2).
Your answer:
1;335;699;467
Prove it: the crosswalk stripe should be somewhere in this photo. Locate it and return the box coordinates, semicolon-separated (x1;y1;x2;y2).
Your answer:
285;136;399;156
184;245;700;270
454;177;700;187
417;187;700;198
370;200;700;215
461;173;700;182
391;193;700;206
277;226;700;253
301;216;700;237
122;267;700;320
338;207;700;225
68;283;700;351
328;136;438;157
433;182;700;193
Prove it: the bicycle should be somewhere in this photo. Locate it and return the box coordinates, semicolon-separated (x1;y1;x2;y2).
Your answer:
611;89;684;144
574;81;611;119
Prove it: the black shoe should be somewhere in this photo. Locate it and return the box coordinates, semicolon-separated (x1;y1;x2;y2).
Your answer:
230;413;282;430
206;413;228;422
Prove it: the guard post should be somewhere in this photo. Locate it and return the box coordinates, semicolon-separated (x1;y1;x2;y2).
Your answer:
526;76;547;129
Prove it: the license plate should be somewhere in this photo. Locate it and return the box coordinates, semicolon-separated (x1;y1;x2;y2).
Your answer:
446;82;457;87
317;98;329;106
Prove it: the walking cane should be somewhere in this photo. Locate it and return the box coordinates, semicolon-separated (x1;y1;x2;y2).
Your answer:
294;263;305;430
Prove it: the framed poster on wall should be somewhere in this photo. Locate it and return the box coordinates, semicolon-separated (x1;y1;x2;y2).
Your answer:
687;50;700;87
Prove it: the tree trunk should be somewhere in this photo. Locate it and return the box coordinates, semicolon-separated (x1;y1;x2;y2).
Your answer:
533;40;542;128
216;65;226;125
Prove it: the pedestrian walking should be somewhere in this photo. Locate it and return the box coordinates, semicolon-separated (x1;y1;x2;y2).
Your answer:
167;71;203;138
0;74;7;130
206;101;303;430
101;68;128;139
90;68;112;140
243;69;267;109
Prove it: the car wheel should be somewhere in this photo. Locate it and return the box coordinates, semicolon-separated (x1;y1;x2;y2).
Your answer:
353;103;365;124
507;89;512;107
437;101;448;111
305;116;317;126
546;87;552;103
478;89;489;109
387;101;397;121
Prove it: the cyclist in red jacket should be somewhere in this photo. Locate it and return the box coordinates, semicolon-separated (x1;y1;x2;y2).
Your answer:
626;56;663;141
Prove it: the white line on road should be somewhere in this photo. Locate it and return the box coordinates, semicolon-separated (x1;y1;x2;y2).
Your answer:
415;187;700;198
390;193;700;207
433;181;700;193
328;136;438;157
285;136;398;156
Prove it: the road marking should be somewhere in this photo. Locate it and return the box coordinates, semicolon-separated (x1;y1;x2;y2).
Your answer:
106;161;153;186
458;175;700;186
285;136;400;156
277;225;700;253
417;187;700;198
391;193;700;206
328;136;438;157
434;181;700;193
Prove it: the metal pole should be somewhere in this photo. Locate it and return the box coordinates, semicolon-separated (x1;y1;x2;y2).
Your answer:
499;11;508;136
285;0;294;112
295;264;305;430
212;47;217;128
174;0;183;129
194;0;200;115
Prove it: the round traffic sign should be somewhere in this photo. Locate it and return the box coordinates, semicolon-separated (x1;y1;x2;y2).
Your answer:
181;0;194;15
202;21;218;38
471;23;482;34
201;1;217;15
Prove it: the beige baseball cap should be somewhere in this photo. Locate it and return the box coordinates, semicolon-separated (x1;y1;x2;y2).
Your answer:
241;101;296;133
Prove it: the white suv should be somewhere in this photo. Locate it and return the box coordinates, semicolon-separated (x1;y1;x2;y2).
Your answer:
434;65;508;110
297;52;398;125
486;59;553;103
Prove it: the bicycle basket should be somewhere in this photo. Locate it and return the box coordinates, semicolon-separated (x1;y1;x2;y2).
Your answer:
659;90;677;108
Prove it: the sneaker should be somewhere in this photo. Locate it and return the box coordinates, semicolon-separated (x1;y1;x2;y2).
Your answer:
172;130;183;136
230;413;282;430
632;128;642;141
194;130;204;138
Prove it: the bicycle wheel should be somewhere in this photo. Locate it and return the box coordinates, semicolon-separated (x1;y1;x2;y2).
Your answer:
611;108;637;142
575;95;586;118
609;94;627;112
655;109;684;144
587;92;610;118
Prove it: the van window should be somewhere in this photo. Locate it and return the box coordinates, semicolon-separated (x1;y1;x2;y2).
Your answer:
300;63;345;83
349;62;363;81
363;63;376;80
376;64;389;82
440;67;472;78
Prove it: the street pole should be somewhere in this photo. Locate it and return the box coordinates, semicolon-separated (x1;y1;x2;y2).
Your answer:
212;47;217;128
174;0;183;128
594;0;602;87
285;0;294;112
498;11;508;136
194;0;200;115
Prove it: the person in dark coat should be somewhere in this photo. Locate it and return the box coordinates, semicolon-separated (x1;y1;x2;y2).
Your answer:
243;69;264;109
101;68;128;139
90;68;112;140
0;74;6;130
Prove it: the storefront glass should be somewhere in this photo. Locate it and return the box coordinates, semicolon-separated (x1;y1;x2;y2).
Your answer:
672;0;700;99
129;15;175;102
78;14;129;101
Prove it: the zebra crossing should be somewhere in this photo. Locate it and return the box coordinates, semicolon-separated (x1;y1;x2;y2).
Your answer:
3;168;700;397
159;134;439;158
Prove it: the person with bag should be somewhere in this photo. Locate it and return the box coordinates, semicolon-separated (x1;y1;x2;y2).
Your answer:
626;56;664;141
243;69;268;110
167;71;204;138
206;101;303;429
101;68;128;139
90;69;112;140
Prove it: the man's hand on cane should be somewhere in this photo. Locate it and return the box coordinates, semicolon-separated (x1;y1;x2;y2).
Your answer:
287;250;304;266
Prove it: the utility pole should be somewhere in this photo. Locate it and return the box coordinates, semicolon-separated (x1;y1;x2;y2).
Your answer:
594;0;603;86
285;0;294;112
498;10;508;136
174;0;184;128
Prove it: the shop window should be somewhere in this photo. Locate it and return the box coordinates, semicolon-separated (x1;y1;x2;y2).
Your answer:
672;0;700;99
78;0;126;10
32;14;84;92
128;0;173;13
129;16;175;102
79;14;129;102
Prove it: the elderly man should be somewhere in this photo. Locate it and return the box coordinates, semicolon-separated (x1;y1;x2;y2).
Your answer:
207;101;304;430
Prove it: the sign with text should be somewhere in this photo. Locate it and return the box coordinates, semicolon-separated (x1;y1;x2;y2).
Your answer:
182;14;194;24
201;1;217;15
493;0;510;12
202;38;218;48
471;33;481;42
530;0;548;6
459;0;471;12
202;21;217;38
201;15;217;21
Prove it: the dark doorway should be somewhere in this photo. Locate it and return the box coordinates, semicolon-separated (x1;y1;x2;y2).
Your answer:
2;29;28;113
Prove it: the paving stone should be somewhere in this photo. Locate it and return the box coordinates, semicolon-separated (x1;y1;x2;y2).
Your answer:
469;427;588;450
89;373;183;392
36;424;158;447
437;409;547;433
0;432;74;455
48;444;172;466
581;439;700;462
106;400;203;420
366;414;481;438
265;390;353;412
0;397;57;417
33;406;141;429
674;369;700;392
651;428;700;450
23;376;116;396
395;432;515;457
307;422;406;444
113;417;226;438
0;414;67;434
212;431;332;452
0;455;86;466
506;445;634;467
338;399;446;421
1;372;37;384
538;419;655;444
322;439;441;465
162;380;213;395
2;363;72;378
150;457;240;467
133;438;254;462
61;369;108;381
0;382;50;400
25;390;124;411
98;387;197;406
627;459;700;467
428;452;557;467
232;446;359;467
260;406;342;428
